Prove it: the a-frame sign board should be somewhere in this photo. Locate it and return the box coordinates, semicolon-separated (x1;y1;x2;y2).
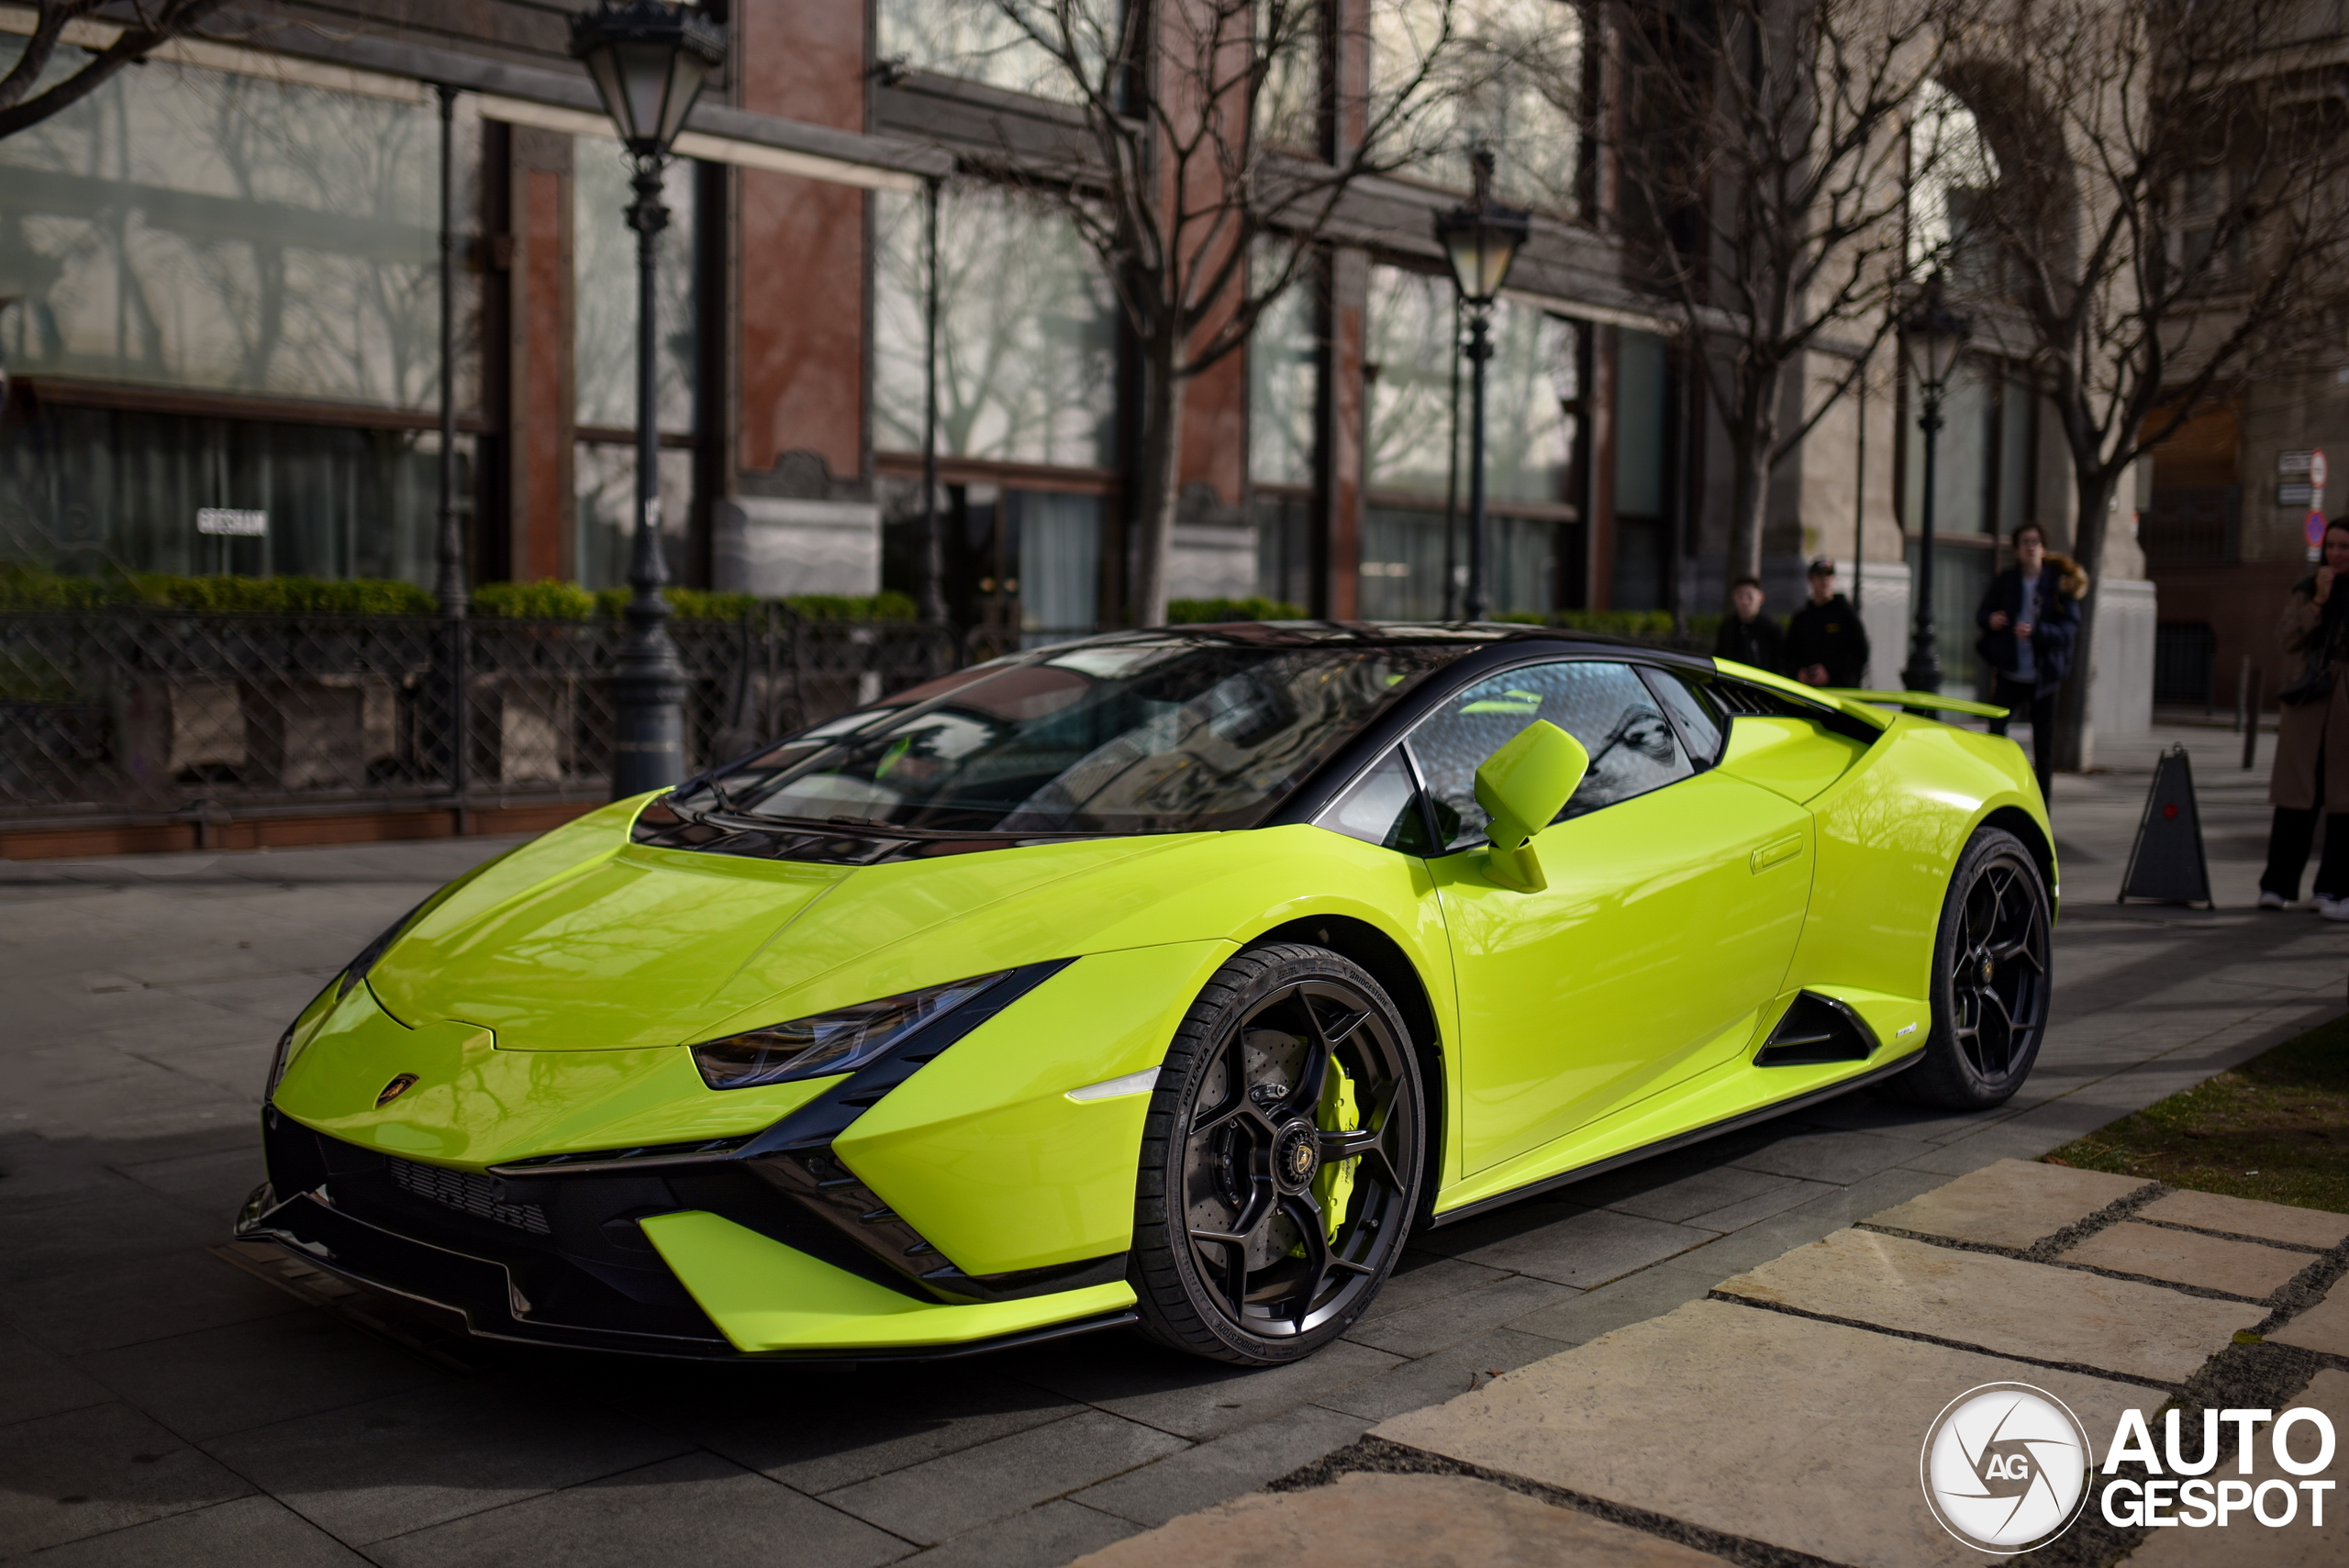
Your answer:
2118;744;2213;907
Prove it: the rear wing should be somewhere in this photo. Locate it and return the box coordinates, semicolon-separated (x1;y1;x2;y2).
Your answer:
1821;688;2010;721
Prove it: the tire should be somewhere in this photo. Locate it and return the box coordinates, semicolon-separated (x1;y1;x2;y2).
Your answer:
1887;826;2054;1109
1130;943;1425;1365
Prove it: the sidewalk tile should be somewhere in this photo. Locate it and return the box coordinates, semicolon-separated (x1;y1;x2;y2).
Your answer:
1010;1336;1400;1442
822;1408;1186;1546
1071;1404;1368;1528
2060;1222;2311;1299
1715;1229;2260;1383
1343;1272;1575;1359
2138;1190;2349;1251
1506;1261;1718;1346
0;1248;302;1357
364;1452;906;1568
902;1502;1136;1568
1557;1156;1795;1223
74;1309;450;1442
2118;1368;2348;1566
1716;1127;1932;1184
2270;1280;2349;1357
1068;1472;1721;1568
1434;1205;1712;1286
204;1380;688;1546
0;1400;253;1557
17;1494;368;1567
1865;1157;2149;1249
1373;1299;2148;1568
0;1324;113;1428
1313;1328;1566;1423
1349;1253;1510;1327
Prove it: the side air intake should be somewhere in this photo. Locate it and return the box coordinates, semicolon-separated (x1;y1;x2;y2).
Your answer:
1753;992;1878;1067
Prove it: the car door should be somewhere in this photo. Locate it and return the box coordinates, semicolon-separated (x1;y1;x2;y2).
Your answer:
1413;660;1816;1175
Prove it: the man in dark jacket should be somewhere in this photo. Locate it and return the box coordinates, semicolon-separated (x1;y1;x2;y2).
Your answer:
1714;575;1785;671
1975;521;2085;805
1785;557;1869;687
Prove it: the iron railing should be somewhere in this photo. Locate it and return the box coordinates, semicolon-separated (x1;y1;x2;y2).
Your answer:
0;606;961;820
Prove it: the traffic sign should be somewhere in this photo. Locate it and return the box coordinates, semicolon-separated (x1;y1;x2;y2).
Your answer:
2309;509;2329;549
2314;449;2329;487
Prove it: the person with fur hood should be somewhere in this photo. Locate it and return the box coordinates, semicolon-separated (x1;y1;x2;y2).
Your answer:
1974;521;2086;806
2258;517;2349;916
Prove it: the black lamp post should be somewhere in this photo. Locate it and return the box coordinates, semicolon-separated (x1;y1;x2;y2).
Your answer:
1898;272;1972;695
570;0;726;799
1433;146;1530;623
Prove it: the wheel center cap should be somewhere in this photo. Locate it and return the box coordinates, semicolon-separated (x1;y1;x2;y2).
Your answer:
1274;1122;1320;1194
1980;957;1996;984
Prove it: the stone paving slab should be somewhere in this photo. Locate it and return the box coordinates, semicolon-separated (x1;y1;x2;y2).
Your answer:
1712;1229;2263;1384
2138;1189;2349;1251
1864;1157;2149;1249
1369;1298;2149;1568
2119;1368;2349;1567
1066;1472;1727;1568
2060;1221;2312;1299
2269;1277;2349;1357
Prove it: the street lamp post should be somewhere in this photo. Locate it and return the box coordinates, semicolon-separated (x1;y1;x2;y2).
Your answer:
570;0;726;800
1898;273;1972;695
1433;147;1530;623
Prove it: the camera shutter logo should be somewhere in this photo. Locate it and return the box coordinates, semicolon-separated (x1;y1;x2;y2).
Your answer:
1920;1382;2095;1553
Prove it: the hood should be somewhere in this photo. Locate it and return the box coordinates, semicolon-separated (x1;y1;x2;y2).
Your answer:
366;799;1210;1051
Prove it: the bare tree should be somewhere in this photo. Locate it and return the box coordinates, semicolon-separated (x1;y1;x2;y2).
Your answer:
914;0;1470;626
0;1;229;140
1948;0;2349;767
1605;0;1955;590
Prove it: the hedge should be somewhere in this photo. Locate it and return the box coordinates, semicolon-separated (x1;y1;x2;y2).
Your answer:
0;569;436;616
1166;595;1308;624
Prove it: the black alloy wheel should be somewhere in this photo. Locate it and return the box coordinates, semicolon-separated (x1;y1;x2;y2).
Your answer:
1132;943;1423;1364
1891;827;2053;1109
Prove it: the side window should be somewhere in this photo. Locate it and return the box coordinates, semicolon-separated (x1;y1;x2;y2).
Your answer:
1639;667;1725;766
1316;748;1435;854
1407;661;1693;852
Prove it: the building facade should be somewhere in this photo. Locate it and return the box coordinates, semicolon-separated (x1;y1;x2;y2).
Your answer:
0;1;2154;730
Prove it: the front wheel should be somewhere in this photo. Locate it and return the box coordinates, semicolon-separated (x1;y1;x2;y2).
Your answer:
1888;826;2053;1109
1130;943;1424;1365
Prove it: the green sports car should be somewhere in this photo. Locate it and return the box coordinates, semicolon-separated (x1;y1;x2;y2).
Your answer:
239;623;2054;1366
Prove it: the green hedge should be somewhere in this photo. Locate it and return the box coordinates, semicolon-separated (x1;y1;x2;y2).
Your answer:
0;569;436;615
1166;595;1308;624
469;579;919;624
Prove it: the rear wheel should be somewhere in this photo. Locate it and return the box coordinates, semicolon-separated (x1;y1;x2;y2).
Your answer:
1888;827;2053;1109
1131;943;1423;1364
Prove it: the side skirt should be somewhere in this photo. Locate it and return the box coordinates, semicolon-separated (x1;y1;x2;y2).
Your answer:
1422;1047;1926;1230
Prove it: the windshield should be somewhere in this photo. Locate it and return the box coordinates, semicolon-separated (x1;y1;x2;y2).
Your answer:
684;639;1453;836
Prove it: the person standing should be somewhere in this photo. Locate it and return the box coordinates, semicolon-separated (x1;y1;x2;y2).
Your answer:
1785;556;1870;687
1714;575;1786;672
2259;517;2349;916
1975;522;2084;805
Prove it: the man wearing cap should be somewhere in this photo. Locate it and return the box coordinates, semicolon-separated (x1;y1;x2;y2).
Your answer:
1785;557;1869;687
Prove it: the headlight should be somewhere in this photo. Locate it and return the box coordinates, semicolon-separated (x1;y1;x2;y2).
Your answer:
264;1019;299;1103
691;973;1006;1089
338;897;429;1002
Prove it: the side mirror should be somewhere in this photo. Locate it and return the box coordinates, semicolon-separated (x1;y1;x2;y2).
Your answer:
1473;720;1588;893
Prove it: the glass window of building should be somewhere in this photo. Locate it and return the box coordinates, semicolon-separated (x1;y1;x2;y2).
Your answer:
1249;249;1319;610
0;41;479;586
573;148;696;436
1375;0;1583;215
875;0;1089;103
873;183;1118;471
1363;263;1579;620
1901;354;2035;691
1612;328;1668;609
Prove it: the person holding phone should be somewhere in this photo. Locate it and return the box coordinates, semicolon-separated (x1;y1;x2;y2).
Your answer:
1976;522;2085;806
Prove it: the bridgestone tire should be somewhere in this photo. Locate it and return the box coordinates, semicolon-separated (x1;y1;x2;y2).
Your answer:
1130;943;1424;1365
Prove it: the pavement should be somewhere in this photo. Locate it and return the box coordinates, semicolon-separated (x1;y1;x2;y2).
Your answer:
0;722;2343;1566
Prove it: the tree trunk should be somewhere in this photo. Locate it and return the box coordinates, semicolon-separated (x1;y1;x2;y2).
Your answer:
2054;465;2115;774
1726;421;1770;590
1130;334;1186;628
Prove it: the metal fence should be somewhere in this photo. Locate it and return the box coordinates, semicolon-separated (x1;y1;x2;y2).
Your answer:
0;605;961;820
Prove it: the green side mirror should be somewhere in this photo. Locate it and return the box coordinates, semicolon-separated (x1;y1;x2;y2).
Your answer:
1473;720;1589;892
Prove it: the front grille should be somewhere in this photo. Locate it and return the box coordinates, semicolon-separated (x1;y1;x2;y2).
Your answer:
389;1157;551;1234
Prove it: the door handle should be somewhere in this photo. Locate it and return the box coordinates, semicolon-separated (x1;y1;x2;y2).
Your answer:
1750;833;1805;873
